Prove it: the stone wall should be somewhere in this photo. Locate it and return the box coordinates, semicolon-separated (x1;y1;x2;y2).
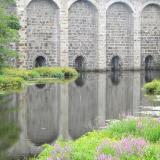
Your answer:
106;2;134;70
15;0;160;70
26;0;59;69
68;0;98;70
141;4;160;69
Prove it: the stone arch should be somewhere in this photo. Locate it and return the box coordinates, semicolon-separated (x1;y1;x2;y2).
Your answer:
68;0;98;10
68;0;98;70
26;0;60;69
106;2;134;70
141;3;160;69
106;0;135;13
26;0;60;9
140;1;160;13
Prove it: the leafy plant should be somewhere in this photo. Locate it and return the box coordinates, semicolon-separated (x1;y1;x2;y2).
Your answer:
0;0;20;67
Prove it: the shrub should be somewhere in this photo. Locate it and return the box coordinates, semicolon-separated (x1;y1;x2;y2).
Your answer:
2;68;40;80
33;67;78;78
144;80;160;94
0;76;24;91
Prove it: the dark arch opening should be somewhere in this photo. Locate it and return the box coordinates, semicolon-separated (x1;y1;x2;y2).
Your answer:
35;56;46;68
111;56;121;71
75;56;85;71
145;55;153;70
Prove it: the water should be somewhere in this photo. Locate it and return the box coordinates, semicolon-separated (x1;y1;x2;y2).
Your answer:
0;71;160;159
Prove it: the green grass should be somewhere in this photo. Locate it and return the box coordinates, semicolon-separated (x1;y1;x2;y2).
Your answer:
32;117;160;160
0;67;78;93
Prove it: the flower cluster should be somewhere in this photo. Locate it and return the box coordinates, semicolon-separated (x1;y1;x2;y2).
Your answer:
97;137;148;160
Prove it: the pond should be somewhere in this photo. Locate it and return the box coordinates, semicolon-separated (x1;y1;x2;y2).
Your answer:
0;71;160;159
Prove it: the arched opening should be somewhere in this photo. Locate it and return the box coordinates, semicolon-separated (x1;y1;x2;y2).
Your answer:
145;55;153;70
106;2;133;69
75;56;85;71
68;0;98;70
141;4;160;69
111;56;121;71
35;56;46;67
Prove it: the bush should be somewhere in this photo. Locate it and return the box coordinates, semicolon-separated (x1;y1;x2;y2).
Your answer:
2;68;40;80
0;76;24;91
144;80;160;94
0;67;78;93
33;67;78;78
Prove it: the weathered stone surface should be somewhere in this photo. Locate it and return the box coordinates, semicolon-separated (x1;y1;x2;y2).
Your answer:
15;0;160;70
68;0;98;70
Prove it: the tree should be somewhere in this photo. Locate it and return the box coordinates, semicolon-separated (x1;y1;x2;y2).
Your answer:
0;0;20;67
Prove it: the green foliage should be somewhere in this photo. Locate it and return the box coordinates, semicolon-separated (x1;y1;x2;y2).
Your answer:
0;76;24;91
34;118;160;160
0;67;78;92
33;67;78;78
32;144;54;160
2;68;40;80
105;118;160;142
144;144;160;160
70;131;107;160
144;80;160;94
0;0;20;67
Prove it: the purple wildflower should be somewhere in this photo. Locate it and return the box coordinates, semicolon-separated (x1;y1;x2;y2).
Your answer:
98;154;113;160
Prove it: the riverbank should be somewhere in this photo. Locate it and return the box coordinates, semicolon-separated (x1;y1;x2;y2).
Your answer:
0;67;78;93
32;117;160;160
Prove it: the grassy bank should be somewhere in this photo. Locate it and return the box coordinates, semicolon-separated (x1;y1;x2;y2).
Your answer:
144;80;160;95
0;67;78;93
32;117;160;160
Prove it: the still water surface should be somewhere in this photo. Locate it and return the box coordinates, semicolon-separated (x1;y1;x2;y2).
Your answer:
0;71;160;159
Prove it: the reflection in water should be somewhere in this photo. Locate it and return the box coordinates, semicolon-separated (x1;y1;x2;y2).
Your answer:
145;70;153;82
75;73;86;87
0;95;19;160
26;85;59;146
140;71;160;106
1;71;160;159
35;84;46;89
69;74;98;139
106;72;134;119
110;71;121;85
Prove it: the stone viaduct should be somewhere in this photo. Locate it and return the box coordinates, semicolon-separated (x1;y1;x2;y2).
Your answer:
15;0;160;70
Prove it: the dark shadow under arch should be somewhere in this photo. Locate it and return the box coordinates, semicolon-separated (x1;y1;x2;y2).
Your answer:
111;56;121;71
75;56;86;71
145;55;153;70
35;56;46;67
